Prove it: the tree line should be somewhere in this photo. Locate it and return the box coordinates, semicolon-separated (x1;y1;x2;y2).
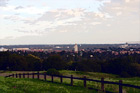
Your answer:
0;51;140;77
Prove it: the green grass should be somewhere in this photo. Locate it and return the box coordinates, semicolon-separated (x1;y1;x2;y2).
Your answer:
1;70;140;93
59;70;119;79
0;76;96;93
59;70;140;93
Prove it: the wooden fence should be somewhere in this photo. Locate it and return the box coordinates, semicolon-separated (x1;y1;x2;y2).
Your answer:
5;72;140;93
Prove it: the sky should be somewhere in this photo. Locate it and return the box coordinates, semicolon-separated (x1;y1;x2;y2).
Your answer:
0;0;140;45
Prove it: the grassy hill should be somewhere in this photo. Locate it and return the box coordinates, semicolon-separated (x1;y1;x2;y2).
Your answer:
0;76;96;93
59;70;140;93
1;70;140;93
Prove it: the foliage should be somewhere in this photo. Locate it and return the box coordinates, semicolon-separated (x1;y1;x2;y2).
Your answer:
75;59;101;72
0;51;140;77
46;68;61;76
25;54;42;71
43;55;66;70
0;52;42;71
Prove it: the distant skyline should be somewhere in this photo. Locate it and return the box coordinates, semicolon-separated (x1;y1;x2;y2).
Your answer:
0;0;140;45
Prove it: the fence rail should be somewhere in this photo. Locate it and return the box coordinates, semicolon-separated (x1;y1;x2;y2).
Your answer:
5;72;140;93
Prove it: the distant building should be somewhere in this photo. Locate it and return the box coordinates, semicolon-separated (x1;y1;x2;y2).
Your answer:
80;51;83;56
90;55;93;58
74;44;78;53
13;48;30;51
120;42;129;48
55;46;61;48
0;47;8;52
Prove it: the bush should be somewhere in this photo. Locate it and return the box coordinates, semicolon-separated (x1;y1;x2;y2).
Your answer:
120;71;130;78
46;68;61;76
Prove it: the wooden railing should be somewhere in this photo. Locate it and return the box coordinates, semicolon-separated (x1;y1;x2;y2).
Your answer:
5;72;140;93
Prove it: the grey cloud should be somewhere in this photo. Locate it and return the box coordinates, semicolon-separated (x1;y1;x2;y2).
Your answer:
24;9;85;24
100;0;140;17
37;12;58;21
16;29;30;33
22;11;59;24
16;9;105;34
36;9;79;22
0;0;8;6
4;15;22;22
12;0;139;44
15;6;24;10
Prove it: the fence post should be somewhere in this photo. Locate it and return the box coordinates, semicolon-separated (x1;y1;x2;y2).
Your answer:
27;73;29;78
37;71;40;79
12;74;14;78
51;75;54;82
32;73;34;79
119;80;123;93
101;78;104;92
23;73;25;78
84;76;87;88
71;75;73;86
16;73;17;78
19;73;21;78
44;72;46;81
60;75;63;83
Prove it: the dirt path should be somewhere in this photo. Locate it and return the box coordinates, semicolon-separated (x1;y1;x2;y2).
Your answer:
0;73;11;77
0;71;35;77
0;71;54;80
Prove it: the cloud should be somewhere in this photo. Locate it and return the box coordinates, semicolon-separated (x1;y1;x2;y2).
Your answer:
0;0;8;6
13;8;106;35
15;6;24;10
91;22;102;25
0;0;140;44
35;9;85;22
100;0;140;17
125;0;130;3
3;14;35;22
1;5;49;15
116;11;122;16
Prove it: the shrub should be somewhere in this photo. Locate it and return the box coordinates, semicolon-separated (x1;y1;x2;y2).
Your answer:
46;68;61;76
120;71;130;78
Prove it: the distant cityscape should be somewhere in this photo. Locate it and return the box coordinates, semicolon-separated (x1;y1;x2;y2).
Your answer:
0;43;140;55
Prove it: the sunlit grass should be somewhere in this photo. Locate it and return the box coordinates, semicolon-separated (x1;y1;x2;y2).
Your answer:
1;70;140;92
0;76;96;93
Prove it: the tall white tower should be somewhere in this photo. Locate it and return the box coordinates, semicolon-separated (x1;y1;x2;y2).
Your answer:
74;44;78;53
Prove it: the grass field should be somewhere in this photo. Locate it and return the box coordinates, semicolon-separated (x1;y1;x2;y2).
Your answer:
60;70;140;93
1;70;140;93
0;76;96;93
